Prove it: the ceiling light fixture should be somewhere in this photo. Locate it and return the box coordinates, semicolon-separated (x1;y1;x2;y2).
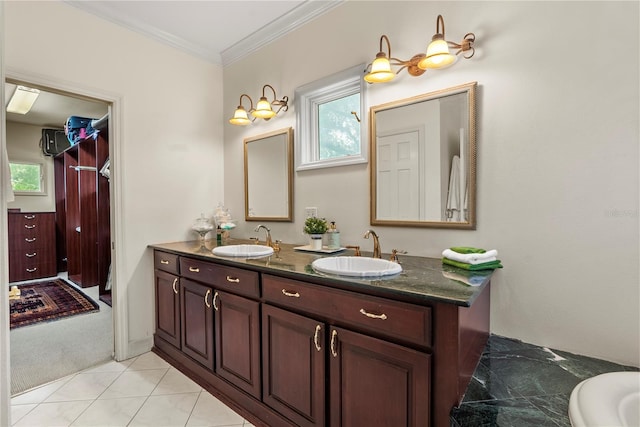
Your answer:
229;84;288;126
6;85;41;114
364;15;476;84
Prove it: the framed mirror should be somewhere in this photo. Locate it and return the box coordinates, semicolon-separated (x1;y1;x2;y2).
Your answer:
244;127;294;221
370;82;477;229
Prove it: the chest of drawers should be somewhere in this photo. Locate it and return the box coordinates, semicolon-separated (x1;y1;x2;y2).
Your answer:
8;212;57;282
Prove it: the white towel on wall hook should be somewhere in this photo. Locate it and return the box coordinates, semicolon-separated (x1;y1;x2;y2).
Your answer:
446;155;461;221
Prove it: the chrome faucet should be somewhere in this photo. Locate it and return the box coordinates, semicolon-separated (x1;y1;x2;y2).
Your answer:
363;229;381;258
254;224;272;247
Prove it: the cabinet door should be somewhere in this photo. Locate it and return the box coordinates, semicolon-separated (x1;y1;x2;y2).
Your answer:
262;304;325;427
214;290;261;399
155;270;181;348
329;327;431;427
181;279;214;370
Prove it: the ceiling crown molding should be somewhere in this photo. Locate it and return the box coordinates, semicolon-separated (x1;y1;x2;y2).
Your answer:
221;1;344;67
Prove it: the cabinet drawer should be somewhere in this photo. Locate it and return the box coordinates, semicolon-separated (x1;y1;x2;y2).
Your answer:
180;257;259;299
154;251;179;275
263;274;432;348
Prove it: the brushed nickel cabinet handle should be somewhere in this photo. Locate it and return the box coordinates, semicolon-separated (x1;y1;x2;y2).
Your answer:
226;276;240;283
330;330;338;357
314;325;322;352
359;308;388;320
25;238;36;243
281;289;300;298
24;225;36;229
172;278;178;294
213;291;219;311
160;260;169;265
25;252;37;258
24;215;35;220
205;289;212;308
26;268;37;273
189;267;200;273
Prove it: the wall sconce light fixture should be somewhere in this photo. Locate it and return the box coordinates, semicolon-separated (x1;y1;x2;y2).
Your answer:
364;15;476;84
229;84;289;126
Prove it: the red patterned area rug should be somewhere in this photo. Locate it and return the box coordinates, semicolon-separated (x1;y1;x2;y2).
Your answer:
9;279;100;329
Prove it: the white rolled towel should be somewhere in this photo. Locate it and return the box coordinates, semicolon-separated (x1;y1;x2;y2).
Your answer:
442;249;498;265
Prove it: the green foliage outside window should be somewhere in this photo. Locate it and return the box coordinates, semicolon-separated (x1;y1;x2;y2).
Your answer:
10;162;43;192
318;93;360;160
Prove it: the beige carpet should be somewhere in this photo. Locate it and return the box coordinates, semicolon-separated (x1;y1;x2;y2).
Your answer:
10;278;114;395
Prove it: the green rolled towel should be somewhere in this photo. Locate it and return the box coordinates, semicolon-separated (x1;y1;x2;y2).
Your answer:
443;258;503;271
450;246;486;254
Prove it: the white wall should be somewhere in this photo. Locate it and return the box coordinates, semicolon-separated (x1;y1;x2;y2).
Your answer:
6;122;56;212
2;0;225;361
224;1;639;366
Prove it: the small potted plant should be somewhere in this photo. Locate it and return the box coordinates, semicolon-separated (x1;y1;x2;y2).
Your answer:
303;217;328;250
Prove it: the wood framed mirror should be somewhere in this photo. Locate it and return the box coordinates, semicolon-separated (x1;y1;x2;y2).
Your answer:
370;82;477;228
244;127;294;221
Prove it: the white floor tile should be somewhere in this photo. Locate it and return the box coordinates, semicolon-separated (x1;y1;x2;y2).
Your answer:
99;368;168;399
127;352;171;371
81;358;134;374
70;396;147;427
10;403;37;425
11;376;74;405
186;392;245;427
129;392;199;427
45;372;121;402
13;400;92;427
152;368;203;395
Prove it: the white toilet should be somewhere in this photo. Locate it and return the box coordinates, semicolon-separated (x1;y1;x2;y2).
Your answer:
569;371;640;427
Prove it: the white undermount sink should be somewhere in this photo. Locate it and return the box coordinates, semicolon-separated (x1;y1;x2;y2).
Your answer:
212;244;274;258
311;256;402;278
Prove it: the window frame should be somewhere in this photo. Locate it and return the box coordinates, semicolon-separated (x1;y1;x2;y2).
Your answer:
9;160;46;196
295;64;368;171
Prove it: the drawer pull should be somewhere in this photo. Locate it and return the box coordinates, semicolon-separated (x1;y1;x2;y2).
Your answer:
205;289;212;308
160;259;170;265
226;276;240;283
172;278;178;294
24;215;35;220
314;325;322;352
330;329;338;357
359;308;388;320
189;267;200;273
26;268;37;273
25;252;37;258
281;289;300;298
25;238;36;243
24;225;36;229
213;291;219;311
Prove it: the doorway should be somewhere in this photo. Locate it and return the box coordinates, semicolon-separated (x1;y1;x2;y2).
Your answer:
4;77;117;394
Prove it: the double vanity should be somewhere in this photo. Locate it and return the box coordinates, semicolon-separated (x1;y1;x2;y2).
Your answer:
150;239;493;427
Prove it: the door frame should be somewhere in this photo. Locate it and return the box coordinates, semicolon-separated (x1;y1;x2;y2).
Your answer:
1;69;127;404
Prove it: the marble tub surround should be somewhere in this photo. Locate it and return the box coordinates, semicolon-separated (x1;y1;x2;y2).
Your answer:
150;238;496;306
451;335;639;427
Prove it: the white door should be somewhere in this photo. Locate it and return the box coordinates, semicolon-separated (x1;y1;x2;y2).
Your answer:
376;130;420;220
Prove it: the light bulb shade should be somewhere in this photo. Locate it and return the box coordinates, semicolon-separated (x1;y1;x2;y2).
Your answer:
364;55;395;83
229;106;251;125
419;37;455;69
252;97;276;119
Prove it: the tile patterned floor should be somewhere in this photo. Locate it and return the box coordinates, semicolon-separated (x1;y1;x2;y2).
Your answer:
451;335;640;427
10;352;255;427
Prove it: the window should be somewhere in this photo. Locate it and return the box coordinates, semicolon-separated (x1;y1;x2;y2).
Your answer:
9;161;45;195
295;64;367;170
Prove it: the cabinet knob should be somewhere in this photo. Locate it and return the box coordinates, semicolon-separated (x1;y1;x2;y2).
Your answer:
26;267;37;273
213;291;219;311
189;267;200;273
204;289;212;308
24;224;36;229
226;276;240;283
172;278;178;294
25;252;37;258
359;308;388;320
160;259;169;265
330;329;338;357
25;238;36;243
314;325;322;352
281;289;300;298
24;215;35;220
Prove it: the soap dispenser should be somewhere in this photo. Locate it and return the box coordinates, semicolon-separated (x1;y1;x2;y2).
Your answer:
327;221;341;250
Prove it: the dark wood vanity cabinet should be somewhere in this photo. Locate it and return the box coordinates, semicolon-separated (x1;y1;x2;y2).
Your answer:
152;247;490;427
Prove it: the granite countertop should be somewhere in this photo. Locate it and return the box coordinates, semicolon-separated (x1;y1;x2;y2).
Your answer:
149;239;497;307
